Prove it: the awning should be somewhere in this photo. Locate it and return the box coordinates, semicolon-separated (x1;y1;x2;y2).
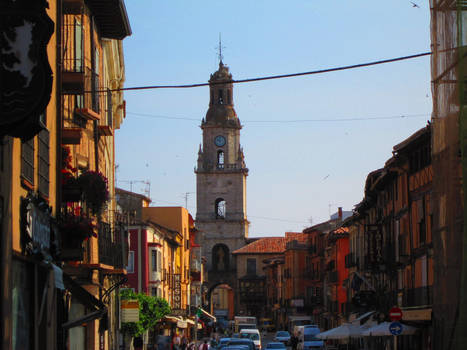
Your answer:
316;323;368;340
63;273;105;310
62;273;107;329
351;311;376;325
164;315;182;323
199;308;216;322
62;308;107;329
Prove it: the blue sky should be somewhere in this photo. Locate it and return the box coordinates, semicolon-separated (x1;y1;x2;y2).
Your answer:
116;0;432;236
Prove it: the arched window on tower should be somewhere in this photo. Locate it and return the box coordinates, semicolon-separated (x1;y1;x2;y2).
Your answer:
217;150;224;169
218;89;224;104
210;90;214;104
215;198;226;219
227;90;232;104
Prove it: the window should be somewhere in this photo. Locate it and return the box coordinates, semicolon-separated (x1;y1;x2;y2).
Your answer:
218;89;224;104
74;18;83;72
247;258;256;275
92;48;100;112
151;249;157;271
38;129;49;197
215;198;225;218
217;150;224;169
126;251;135;273
21;137;34;185
106;88;113;127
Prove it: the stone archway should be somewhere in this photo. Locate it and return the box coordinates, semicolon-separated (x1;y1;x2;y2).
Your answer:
205;282;235;330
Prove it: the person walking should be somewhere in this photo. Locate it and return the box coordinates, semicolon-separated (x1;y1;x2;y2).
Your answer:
290;333;298;350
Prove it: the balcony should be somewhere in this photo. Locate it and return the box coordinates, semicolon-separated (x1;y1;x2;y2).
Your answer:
97;222;127;269
62;0;131;40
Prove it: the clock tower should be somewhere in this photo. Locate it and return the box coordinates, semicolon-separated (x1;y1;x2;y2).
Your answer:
195;61;249;297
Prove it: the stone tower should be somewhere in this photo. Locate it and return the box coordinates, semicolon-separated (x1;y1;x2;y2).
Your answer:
195;61;249;295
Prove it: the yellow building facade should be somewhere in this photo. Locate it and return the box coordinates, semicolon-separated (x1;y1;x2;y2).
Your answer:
142;207;192;315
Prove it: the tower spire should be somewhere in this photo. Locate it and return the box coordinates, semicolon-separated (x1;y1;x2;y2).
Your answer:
217;33;225;64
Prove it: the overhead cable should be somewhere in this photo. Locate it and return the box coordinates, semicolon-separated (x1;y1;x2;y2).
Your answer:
106;51;431;92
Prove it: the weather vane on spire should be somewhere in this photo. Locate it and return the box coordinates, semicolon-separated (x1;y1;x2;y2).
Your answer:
217;33;225;64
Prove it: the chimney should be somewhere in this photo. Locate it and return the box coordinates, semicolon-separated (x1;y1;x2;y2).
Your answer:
338;207;343;220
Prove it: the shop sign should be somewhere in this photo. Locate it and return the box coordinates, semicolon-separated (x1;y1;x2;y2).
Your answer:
173;273;181;309
22;195;51;254
172;309;187;317
402;308;431;321
121;300;139;323
0;0;53;139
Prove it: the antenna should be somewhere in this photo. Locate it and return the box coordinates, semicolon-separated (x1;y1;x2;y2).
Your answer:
183;192;194;209
216;33;225;63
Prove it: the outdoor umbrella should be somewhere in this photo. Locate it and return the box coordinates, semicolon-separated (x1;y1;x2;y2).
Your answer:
316;323;365;340
361;322;418;336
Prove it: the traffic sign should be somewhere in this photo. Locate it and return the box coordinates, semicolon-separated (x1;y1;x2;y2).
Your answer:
389;307;403;321
389;322;403;336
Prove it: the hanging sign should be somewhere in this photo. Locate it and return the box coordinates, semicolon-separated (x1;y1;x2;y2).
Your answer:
121;300;139;323
173;273;181;310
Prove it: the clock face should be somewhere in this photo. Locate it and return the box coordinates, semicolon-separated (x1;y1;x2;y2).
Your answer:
214;135;226;147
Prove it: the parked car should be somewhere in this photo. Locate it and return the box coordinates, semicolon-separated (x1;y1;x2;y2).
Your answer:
217;338;232;350
239;329;261;350
274;331;291;345
296;325;323;350
223;346;250;350
265;343;286;350
226;338;256;350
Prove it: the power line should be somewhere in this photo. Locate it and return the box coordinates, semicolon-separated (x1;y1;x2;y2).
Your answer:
105;51;431;92
127;111;430;123
248;215;309;224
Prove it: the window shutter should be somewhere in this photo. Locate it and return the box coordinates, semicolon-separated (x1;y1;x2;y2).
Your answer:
38;129;50;197
21;138;34;185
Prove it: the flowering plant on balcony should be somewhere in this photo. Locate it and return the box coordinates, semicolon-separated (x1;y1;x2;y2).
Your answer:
77;170;109;216
60;209;96;245
61;146;81;202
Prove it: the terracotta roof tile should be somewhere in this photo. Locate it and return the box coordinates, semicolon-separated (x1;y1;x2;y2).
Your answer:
232;237;287;254
233;232;312;255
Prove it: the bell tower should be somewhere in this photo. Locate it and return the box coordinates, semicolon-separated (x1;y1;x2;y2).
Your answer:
195;60;249;289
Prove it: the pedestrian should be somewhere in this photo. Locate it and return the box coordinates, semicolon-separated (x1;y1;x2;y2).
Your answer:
290;333;298;350
133;336;143;350
173;333;181;350
199;339;209;350
181;335;188;350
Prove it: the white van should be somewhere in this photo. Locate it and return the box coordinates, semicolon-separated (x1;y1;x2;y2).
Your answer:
239;328;262;350
296;325;324;350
